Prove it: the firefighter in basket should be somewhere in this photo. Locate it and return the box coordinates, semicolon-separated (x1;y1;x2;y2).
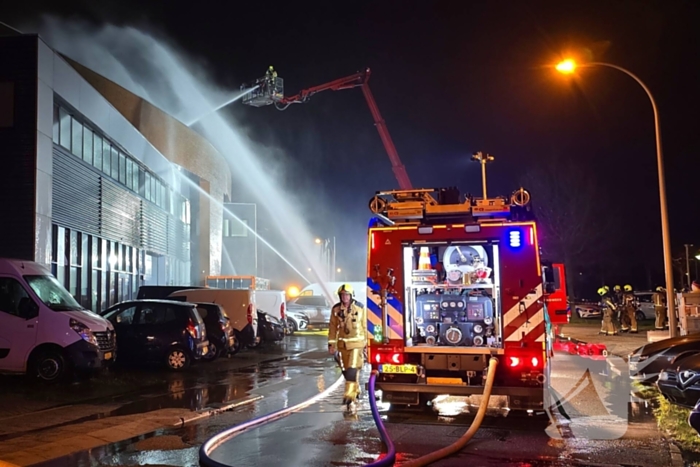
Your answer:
622;284;638;333
328;284;367;411
598;286;618;336
653;286;667;330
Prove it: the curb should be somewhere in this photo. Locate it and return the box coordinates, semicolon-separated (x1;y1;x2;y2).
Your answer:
668;439;684;467
171;395;264;428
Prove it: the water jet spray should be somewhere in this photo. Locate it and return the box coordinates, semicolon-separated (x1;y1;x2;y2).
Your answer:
186;86;259;127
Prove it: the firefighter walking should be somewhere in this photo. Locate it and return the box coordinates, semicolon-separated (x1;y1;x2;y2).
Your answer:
653;286;667;330
613;285;624;327
328;284;367;411
622;284;638;333
598;286;618;336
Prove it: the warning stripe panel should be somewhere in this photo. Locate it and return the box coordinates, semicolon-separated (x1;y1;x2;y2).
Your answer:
505;306;545;341
503;284;543;327
505;299;545;335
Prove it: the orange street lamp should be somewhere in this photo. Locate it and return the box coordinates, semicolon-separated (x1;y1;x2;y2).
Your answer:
556;58;677;336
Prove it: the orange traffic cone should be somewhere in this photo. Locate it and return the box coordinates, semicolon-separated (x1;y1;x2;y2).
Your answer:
418;247;432;270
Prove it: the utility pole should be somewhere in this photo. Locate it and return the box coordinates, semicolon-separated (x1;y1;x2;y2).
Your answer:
471;151;495;199
685;244;693;289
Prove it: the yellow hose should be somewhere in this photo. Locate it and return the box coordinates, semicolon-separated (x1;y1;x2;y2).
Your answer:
401;357;499;467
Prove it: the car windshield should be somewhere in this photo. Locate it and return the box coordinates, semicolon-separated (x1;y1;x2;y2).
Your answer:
24;275;83;311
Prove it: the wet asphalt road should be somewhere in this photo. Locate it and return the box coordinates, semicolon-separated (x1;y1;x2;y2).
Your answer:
25;337;676;467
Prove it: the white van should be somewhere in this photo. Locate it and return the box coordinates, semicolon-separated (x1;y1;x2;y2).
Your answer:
299;281;367;306
255;290;286;322
0;259;115;382
168;289;259;347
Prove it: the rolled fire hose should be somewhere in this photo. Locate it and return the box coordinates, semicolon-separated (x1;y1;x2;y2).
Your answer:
366;357;499;467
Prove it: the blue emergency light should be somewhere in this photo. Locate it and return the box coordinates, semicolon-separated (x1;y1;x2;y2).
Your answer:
508;229;522;249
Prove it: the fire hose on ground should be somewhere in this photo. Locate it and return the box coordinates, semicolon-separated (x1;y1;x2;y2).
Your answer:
367;357;499;467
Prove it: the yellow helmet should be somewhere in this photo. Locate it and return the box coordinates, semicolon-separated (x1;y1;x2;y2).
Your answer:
613;285;621;292
624;284;632;292
597;287;607;296
337;283;354;296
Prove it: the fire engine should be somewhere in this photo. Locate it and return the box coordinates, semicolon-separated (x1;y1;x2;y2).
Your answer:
366;186;556;412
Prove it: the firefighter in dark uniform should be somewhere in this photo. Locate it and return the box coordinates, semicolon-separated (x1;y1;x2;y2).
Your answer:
613;285;624;328
599;286;618;336
653;286;667;330
622;284;638;333
328;284;367;410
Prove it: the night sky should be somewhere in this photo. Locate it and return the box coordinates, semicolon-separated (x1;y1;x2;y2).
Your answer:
3;1;698;296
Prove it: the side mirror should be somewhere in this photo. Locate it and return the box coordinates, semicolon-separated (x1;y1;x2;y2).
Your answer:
19;297;39;320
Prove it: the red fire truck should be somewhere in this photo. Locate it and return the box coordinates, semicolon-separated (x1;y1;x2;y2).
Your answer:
366;187;555;412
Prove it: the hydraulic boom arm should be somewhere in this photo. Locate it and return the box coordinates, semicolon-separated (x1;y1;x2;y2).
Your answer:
243;68;412;190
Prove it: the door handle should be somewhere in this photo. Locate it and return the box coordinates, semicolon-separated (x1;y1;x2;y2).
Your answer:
27;324;34;328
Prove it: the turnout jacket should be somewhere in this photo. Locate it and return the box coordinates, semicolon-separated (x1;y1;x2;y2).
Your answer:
328;300;367;350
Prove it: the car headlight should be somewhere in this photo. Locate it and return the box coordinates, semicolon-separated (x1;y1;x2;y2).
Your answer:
658;370;669;381
70;318;98;346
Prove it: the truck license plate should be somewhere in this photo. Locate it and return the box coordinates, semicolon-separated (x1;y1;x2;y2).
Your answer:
104;352;112;360
380;364;418;374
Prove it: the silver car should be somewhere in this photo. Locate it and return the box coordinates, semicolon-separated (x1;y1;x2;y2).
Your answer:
287;295;333;326
634;291;657;320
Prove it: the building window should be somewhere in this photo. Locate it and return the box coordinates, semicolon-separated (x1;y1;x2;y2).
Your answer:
71;118;83;159
223;219;230;237
111;147;119;180
126;159;134;190
52;105;59;143
59;107;71;150
83;128;93;165
93;134;103;170
102;141;111;176
230;219;248;237
145;173;152;201
119;153;127;185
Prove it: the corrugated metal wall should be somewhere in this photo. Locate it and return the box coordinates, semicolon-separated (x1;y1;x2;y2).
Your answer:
53;147;190;262
0;36;38;260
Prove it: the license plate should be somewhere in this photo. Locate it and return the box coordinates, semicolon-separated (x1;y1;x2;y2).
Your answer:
104;352;112;360
380;364;418;374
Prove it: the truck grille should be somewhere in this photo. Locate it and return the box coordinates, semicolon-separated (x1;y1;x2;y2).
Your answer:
665;371;678;383
94;331;116;352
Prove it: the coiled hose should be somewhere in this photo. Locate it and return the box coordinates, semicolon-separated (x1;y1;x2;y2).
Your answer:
366;357;499;467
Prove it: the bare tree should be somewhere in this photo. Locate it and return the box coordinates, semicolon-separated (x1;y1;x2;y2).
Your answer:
520;156;616;298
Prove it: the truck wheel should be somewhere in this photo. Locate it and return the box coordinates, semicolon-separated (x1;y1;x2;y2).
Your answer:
635;311;645;322
32;349;67;383
165;347;191;370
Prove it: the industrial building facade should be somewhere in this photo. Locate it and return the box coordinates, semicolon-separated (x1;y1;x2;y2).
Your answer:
0;29;230;311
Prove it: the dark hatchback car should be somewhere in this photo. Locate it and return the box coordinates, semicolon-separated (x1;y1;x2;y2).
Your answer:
658;353;700;408
102;300;209;370
629;334;700;384
195;302;237;359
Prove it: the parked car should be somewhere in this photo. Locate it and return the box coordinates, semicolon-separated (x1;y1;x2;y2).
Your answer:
287;295;333;326
195;303;237;359
250;310;285;348
255;290;288;332
285;309;310;334
634;291;657;321
573;302;602;319
629;334;700;384
657;353;700;408
137;285;207;300
102;300;209;371
168;289;259;348
0;259;115;382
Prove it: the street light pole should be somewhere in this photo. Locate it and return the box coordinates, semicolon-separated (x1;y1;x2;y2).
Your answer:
556;60;678;337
